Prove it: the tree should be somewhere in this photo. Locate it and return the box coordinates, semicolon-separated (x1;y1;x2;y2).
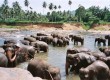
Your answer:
53;5;57;22
12;1;21;20
42;1;47;15
24;0;29;10
49;3;53;22
58;5;61;10
4;0;8;6
68;0;72;10
75;5;86;22
68;0;72;21
49;3;53;11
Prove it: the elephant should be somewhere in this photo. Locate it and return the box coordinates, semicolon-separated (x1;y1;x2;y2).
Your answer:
52;38;58;47
51;33;58;38
18;44;36;59
37;33;48;36
79;60;110;80
24;36;36;42
2;42;35;65
99;47;110;56
27;59;61;80
30;41;48;53
66;47;91;55
62;37;69;45
57;39;64;47
95;37;106;46
43;36;53;44
38;36;53;44
0;67;43;80
0;53;8;67
65;53;96;75
4;38;17;44
87;51;106;60
105;35;110;46
20;40;30;45
71;35;84;45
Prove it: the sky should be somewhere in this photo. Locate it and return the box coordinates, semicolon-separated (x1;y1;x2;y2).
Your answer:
0;0;110;14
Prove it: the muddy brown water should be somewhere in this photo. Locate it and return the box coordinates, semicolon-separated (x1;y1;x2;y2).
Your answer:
0;30;107;80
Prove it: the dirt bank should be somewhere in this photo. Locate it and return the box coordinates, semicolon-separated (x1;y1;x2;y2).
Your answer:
16;23;85;31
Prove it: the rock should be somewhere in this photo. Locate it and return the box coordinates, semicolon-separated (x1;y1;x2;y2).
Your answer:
0;67;43;80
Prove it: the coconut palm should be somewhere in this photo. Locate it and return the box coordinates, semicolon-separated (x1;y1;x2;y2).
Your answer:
58;5;61;10
68;0;72;10
24;0;29;10
42;1;47;15
54;5;57;22
49;3;53;22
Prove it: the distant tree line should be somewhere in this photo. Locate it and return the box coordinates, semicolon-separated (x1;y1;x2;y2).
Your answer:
0;0;110;28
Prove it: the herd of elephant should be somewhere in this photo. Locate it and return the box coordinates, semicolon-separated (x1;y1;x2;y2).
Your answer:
66;46;110;80
0;32;110;80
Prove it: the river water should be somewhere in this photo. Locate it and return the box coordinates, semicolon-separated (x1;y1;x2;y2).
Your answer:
0;30;107;80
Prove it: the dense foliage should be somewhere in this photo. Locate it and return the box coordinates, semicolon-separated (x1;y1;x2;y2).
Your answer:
0;0;110;29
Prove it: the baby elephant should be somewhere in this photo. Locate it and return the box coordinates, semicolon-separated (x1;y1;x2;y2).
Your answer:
79;60;110;80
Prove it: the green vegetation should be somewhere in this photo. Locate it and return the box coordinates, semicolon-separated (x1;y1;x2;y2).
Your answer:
0;0;110;29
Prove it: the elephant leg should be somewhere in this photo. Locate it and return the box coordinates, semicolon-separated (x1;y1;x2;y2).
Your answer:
103;42;106;46
65;61;70;75
70;65;74;72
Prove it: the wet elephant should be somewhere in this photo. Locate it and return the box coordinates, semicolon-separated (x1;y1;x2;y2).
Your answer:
37;33;48;36
105;35;110;46
19;44;36;59
27;59;61;80
4;38;17;44
87;51;106;60
65;53;96;75
30;41;48;53
95;37;106;46
79;60;110;80
66;47;91;55
71;35;84;45
57;39;64;47
52;38;58;47
20;40;30;45
24;36;36;42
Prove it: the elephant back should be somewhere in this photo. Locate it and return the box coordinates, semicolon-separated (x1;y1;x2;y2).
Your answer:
27;59;50;77
24;37;36;42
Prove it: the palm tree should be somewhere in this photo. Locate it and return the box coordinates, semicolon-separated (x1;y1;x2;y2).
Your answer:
24;0;29;20
24;0;29;11
49;3;53;11
68;0;72;21
3;0;9;20
54;5;57;22
58;5;61;10
75;5;86;22
4;0;8;6
42;1;47;15
49;3;53;22
68;0;72;10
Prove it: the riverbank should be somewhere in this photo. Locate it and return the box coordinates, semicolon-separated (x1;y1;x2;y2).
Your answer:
0;23;110;35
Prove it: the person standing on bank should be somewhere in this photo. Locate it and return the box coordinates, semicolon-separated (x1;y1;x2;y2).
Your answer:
5;43;20;67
